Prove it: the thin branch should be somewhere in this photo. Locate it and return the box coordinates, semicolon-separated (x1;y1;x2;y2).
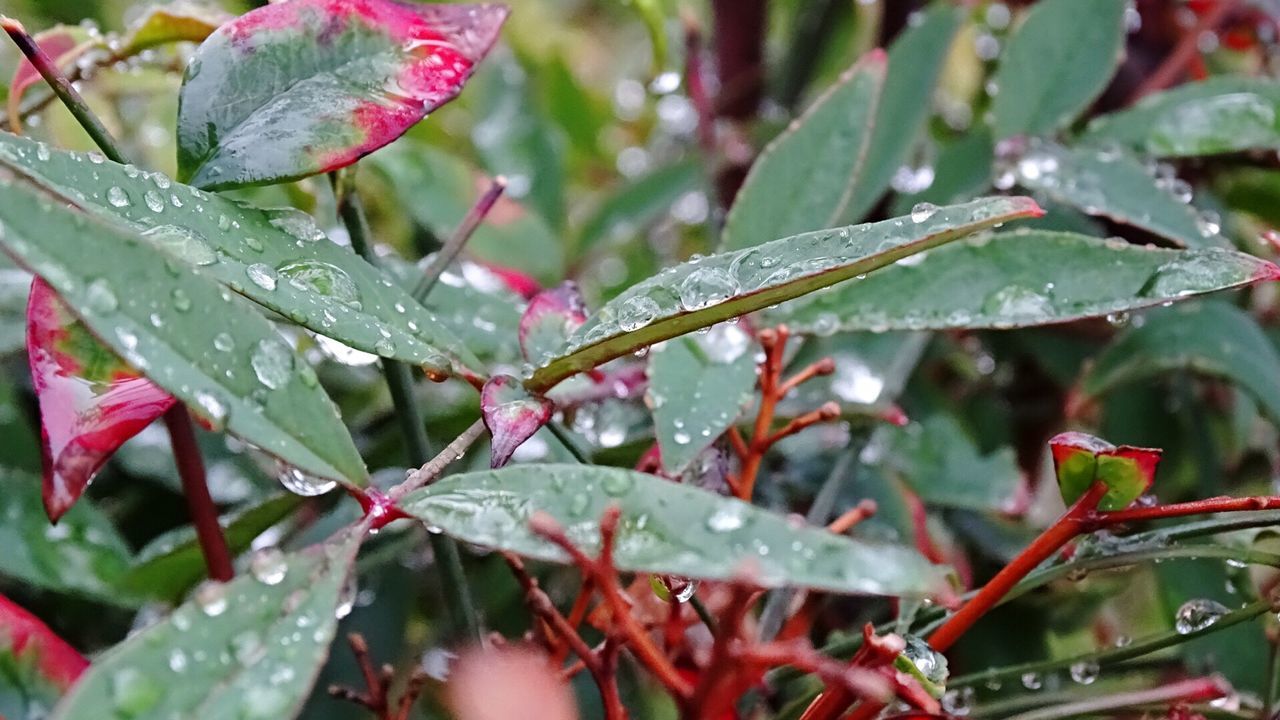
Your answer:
412;177;507;302
1003;676;1230;720
394;419;488;498
1086;495;1280;526
164;407;233;581
1129;0;1242;103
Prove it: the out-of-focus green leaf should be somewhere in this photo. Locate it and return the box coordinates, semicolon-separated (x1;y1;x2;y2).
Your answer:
0;165;368;487
577;160;701;255
121;494;304;604
51;529;364;720
368;140;563;284
1082;77;1280;157
990;0;1126;139
0;468;132;602
532;196;1041;390
647;325;758;473
1007;140;1222;248
0;132;481;376
176;0;507;188
889;128;994;215
842;5;962;223
1081;301;1280;424
885;416;1020;512
119;2;231;55
721;51;886;251
0;257;29;356
399;465;949;596
768;230;1277;335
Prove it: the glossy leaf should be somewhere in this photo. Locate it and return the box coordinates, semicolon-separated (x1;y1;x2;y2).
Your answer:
0;592;86;719
577;160;701;254
647;324;758;473
990;0;1126;139
481;375;552;468
51;530;364;720
1080;300;1280;424
0;165;368;487
1050;431;1161;511
398;465;949;596
121;494;304;604
519;282;587;366
0;132;481;376
885;416;1021;512
842;5;962;223
1005;140;1217;248
27;278;175;520
1081;77;1280;157
531;196;1042;390
721;51;886;251
119;2;230;55
767;230;1279;335
0;468;133;601
177;0;508;189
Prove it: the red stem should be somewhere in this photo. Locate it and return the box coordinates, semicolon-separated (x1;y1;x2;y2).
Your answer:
1089;494;1280;525
1129;0;1241;103
164;407;233;582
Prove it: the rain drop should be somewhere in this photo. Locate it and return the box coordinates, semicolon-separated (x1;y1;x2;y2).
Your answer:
194;580;228;617
1069;660;1099;685
910;202;939;223
85;278;119;313
246;263;278;291
107;186;130;208
1175;598;1229;634
706;504;746;533
250;548;288;585
277;464;336;497
250;338;293;389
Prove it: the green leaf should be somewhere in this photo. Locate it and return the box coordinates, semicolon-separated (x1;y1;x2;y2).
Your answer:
1006;140;1218;248
51;529;364;720
889;128;994;213
367;141;563;284
841;5;962;223
119;3;230;56
0;468;132;602
398;465;948;596
1049;432;1161;512
1081;77;1280;157
990;0;1126;139
0;131;481;376
577;159;702;256
885;416;1021;512
531;196;1042;390
176;0;507;189
121;494;304;604
721;51;886;251
766;230;1278;335
647;325;759;473
0;164;368;486
1080;300;1280;425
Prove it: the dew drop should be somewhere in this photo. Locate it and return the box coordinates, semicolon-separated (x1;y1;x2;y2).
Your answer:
1021;672;1042;690
277;464;336;497
171;288;192;313
141;225;218;266
194;580;228;616
213;332;235;352
193;390;229;430
110;667;162;716
85;278;119;313
678;267;739;311
706;504;746;533
246;263;278;291
144;190;165;213
106;186;130;208
910;202;939;223
250;338;293;389
277;260;361;308
1175;598;1229;634
249;547;288;585
616;295;660;332
1069;660;1099;685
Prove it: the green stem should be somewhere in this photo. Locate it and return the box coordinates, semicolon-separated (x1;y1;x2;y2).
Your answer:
333;169;482;643
1;17;125;163
547;421;591;464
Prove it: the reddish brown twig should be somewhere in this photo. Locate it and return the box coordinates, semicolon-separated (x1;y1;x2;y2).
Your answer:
827;499;878;535
328;633;427;720
1129;0;1242;103
164;406;233;582
683;12;716;155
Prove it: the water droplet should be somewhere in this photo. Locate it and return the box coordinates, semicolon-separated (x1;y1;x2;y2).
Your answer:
194;580;228;616
171;288;192;312
942;687;974;716
141;225;218;266
107;186;130;207
250;548;288;585
601;472;634;496
335;577;357;619
1021;672;1042;690
230;630;265;665
1106;311;1130;327
111;667;163;716
246;263;278;291
910;202;939;223
673;430;691;445
277;464;336;497
616;295;660;332
85;278;119;313
244;236;264;253
1069;660;1099;685
678;267;739;311
168;648;188;673
706;504;746;533
144;190;165;213
1175;598;1229;634
268;208;326;242
250;338;293;390
213;332;235;352
277;260;361;309
982;285;1054;324
904;636;949;685
193;390;229;430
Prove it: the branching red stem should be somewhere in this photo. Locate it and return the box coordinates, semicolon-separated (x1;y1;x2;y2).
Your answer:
1129;0;1242;103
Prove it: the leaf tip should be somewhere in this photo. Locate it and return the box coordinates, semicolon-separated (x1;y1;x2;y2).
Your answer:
1253;259;1280;283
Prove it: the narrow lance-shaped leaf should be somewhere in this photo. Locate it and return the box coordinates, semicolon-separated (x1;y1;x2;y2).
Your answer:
766;230;1280;335
0;164;368;487
576;160;701;255
647;324;758;474
51;530;364;720
1050;432;1162;511
1002;139;1223;249
398;465;949;596
519;281;587;366
481;375;552;468
1079;300;1280;425
0;132;482;377
885;415;1022;512
990;0;1126;140
177;0;508;189
1080;77;1280;158
530;196;1043;390
0;592;87;720
721;50;886;251
27;278;175;520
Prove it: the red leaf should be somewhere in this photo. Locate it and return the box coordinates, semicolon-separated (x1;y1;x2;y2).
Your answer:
519;282;587;365
26;279;175;521
6;26;94;131
0;592;88;691
481;375;552;468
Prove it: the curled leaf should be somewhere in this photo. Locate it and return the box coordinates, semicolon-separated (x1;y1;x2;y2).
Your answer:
26;279;174;521
1049;431;1161;511
481;375;553;468
518;281;587;365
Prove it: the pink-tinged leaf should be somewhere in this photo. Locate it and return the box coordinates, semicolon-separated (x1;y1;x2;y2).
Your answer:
0;591;88;691
5;26;97;131
26;279;175;521
176;0;510;189
1049;431;1162;511
480;261;542;299
519;282;588;365
481;375;552;468
446;646;579;720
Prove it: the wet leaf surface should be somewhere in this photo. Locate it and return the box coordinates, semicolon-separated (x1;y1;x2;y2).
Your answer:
399;465;949;596
481;375;552;468
519;282;587;367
